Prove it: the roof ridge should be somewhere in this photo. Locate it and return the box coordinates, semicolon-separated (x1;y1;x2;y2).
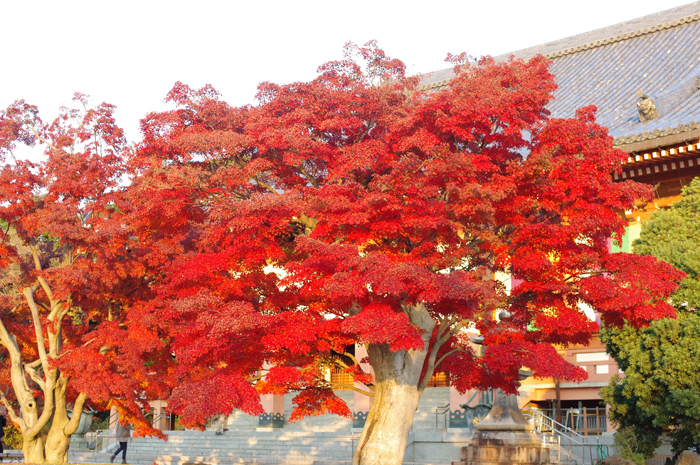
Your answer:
416;9;700;92
544;12;700;60
615;121;700;147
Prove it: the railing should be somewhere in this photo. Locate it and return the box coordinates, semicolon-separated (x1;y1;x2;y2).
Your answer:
523;409;609;465
83;429;118;453
435;402;450;430
529;407;607;435
537;432;561;463
645;455;672;465
147;411;173;430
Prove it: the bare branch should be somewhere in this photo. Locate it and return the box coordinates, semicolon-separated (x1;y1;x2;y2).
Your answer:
0;391;25;430
434;348;470;371
298;164;320;189
341;352;361;366
252;176;279;195
353;120;374;144
63;392;88;435
326;382;375;396
24;364;46;391
418;315;466;392
24;122;57;152
246;374;263;384
22;287;49;373
28;240;43;271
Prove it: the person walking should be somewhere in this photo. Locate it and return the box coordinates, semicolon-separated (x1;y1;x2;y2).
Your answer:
0;406;7;462
215;413;230;436
109;413;132;464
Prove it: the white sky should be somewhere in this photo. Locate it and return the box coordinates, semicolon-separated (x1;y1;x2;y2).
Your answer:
1;0;695;148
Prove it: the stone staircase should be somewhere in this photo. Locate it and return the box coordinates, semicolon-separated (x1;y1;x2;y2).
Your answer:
68;388;455;465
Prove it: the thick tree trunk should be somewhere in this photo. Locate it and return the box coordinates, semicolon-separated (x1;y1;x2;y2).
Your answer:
45;415;71;463
352;373;422;465
352;304;436;465
45;378;86;463
22;434;47;464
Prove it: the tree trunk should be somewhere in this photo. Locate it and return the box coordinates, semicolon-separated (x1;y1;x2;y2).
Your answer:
45;378;86;463
22;434;46;464
45;415;72;463
352;304;435;465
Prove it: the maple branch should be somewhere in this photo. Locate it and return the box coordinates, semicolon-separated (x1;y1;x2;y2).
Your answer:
331;351;374;382
63;392;88;435
61;243;74;267
28;240;43;271
341;351;360;366
28;239;56;302
252;176;278;195
440;319;469;347
419;315;465;392
298;164;320;189
36;276;54;302
24;363;46;391
24;121;57;152
353;120;374;144
48;301;68;358
23;287;49;373
0;316;21;361
326;382;375;396
68;103;89;155
25;376;57;439
0;391;24;430
433;348;469;372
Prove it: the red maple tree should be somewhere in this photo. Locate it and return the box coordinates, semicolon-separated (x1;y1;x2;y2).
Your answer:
0;95;171;463
124;42;683;465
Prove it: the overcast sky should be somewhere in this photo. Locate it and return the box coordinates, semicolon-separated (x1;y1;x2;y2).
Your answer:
1;0;695;147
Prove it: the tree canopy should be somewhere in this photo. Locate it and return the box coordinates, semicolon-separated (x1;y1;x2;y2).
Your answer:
0;95;171;463
0;42;686;465
602;177;700;458
120;43;683;465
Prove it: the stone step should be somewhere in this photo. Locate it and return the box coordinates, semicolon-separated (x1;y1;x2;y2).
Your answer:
69;387;453;465
70;455;450;465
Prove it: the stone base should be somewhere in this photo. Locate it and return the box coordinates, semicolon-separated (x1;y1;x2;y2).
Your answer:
451;431;554;465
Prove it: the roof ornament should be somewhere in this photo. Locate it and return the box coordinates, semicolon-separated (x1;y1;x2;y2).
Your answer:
636;90;659;122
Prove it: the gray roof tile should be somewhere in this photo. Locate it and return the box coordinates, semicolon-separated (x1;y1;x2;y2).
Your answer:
417;2;700;148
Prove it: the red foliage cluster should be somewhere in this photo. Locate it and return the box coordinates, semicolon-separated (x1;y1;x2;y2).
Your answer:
0;42;684;435
0;94;172;445
118;41;682;422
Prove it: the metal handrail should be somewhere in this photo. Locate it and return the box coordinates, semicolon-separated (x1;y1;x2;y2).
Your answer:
87;429;118;454
435;402;450;430
148;411;172;429
537;432;561;463
523;409;594;441
524;410;604;465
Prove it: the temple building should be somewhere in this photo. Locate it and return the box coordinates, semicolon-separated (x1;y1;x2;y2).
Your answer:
416;0;700;433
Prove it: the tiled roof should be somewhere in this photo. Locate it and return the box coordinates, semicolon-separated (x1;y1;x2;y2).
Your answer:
418;2;700;150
